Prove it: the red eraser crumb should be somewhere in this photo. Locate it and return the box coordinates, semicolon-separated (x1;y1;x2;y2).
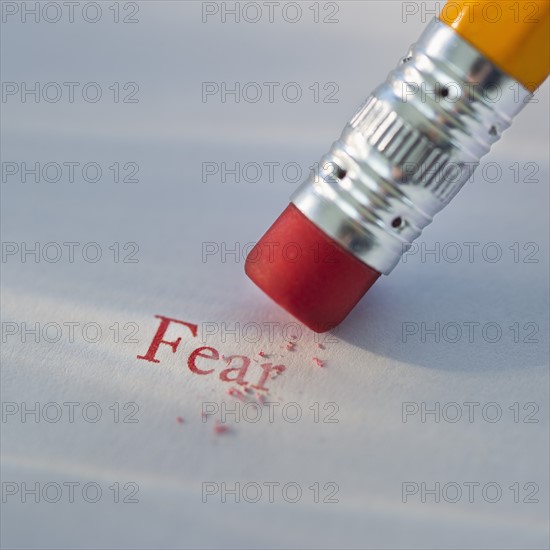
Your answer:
312;357;325;367
176;416;184;424
227;387;245;400
258;351;267;358
245;204;380;332
317;343;325;350
214;422;230;435
286;341;296;351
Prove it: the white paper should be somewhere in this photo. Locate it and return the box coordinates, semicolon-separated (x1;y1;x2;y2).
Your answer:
2;2;549;548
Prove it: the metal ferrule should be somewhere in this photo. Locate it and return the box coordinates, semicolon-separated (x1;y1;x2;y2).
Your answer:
291;18;532;275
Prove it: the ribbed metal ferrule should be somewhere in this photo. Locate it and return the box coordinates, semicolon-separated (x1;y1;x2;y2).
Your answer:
291;19;531;274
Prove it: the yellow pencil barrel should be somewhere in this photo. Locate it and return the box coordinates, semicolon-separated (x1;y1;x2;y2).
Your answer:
440;0;550;91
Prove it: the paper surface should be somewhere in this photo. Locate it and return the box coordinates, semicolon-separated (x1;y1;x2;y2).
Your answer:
1;2;549;548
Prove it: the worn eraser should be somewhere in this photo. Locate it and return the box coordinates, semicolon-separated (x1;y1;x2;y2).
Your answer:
245;204;381;332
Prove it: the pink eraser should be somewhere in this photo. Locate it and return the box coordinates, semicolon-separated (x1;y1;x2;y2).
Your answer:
245;204;380;333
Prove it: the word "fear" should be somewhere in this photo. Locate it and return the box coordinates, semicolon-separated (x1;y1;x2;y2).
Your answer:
136;315;285;391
